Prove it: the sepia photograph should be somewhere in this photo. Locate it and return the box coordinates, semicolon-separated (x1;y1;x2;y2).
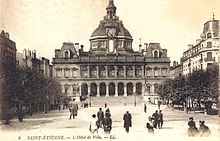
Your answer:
0;0;220;141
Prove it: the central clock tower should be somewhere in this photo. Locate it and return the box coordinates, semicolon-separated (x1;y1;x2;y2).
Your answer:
89;0;133;55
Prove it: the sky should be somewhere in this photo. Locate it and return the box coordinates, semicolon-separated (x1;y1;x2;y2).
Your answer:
1;0;220;63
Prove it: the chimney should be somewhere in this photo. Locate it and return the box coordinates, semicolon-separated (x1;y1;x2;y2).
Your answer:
139;44;142;52
55;49;60;58
80;45;84;52
173;61;176;67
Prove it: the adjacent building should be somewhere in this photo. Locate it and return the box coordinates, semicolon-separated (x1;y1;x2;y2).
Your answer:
182;16;220;76
170;61;183;78
16;49;52;78
52;0;170;103
0;31;16;119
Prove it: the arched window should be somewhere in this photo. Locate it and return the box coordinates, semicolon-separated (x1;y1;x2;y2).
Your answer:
153;50;159;58
64;50;69;58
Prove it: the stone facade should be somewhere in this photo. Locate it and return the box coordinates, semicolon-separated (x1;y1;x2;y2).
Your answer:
0;31;16;119
182;17;220;76
52;0;170;103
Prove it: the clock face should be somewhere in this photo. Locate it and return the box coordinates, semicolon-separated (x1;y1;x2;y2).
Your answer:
107;28;116;37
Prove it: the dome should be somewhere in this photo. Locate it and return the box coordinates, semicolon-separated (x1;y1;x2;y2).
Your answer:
89;0;133;55
90;0;132;39
90;22;132;38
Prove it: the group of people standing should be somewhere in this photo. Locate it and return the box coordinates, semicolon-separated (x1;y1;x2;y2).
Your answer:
144;109;163;134
90;107;112;134
187;117;211;137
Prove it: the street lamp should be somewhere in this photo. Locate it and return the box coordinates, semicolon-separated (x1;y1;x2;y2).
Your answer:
89;94;92;107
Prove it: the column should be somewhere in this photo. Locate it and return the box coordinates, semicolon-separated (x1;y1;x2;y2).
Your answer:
115;85;118;96
133;84;136;95
124;83;127;96
96;66;99;78
97;83;100;96
106;66;108;78
106;83;109;96
123;66;126;77
141;66;144;77
151;84;155;94
69;85;73;97
133;66;135;77
152;68;154;77
88;66;90;78
114;66;117;78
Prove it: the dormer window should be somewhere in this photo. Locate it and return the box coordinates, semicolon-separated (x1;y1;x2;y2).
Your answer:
153;50;159;58
64;50;70;58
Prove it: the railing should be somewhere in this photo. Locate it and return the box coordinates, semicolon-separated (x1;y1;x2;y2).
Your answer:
145;57;170;63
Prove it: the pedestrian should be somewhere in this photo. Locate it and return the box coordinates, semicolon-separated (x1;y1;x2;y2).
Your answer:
69;105;75;119
105;108;111;117
152;110;159;128
102;113;112;134
158;101;161;109
105;103;107;108
89;114;98;134
146;123;154;134
144;104;147;113
188;117;195;128
199;120;211;137
97;108;104;128
187;117;199;137
158;110;163;129
123;111;132;133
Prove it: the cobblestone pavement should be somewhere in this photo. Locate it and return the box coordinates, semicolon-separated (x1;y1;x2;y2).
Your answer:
0;103;220;141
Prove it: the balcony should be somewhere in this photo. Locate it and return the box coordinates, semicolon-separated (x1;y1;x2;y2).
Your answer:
79;56;144;63
145;57;170;63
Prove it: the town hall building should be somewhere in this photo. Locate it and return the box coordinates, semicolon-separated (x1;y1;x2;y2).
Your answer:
52;0;170;103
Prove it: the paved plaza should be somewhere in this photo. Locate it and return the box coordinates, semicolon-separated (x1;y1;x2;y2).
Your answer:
0;103;220;141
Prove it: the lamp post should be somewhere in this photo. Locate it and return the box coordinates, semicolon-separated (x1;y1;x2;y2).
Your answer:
89;94;92;107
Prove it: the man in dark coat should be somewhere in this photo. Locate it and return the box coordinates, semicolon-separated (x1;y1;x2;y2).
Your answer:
188;117;195;128
123;111;132;133
102;113;112;134
187;117;199;137
152;110;159;128
144;104;147;113
199;120;211;137
97;108;104;128
158;110;163;129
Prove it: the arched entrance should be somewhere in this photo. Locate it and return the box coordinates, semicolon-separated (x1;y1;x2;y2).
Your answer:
136;83;142;95
109;83;115;96
81;83;88;96
127;83;133;96
100;83;106;96
90;83;97;96
118;83;124;96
